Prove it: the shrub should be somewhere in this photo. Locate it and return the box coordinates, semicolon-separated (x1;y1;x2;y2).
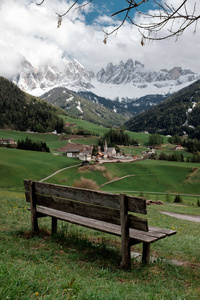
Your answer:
174;195;183;203
73;177;99;190
165;193;171;203
197;199;200;207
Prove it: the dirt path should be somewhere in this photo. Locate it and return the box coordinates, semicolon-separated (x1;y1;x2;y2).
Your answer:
100;175;135;187
160;211;200;222
40;163;81;182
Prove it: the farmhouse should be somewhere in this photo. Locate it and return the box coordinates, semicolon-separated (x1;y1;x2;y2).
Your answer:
65;149;80;158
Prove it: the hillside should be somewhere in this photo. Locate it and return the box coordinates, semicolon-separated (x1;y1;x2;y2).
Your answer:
41;87;130;127
0;77;64;133
125;80;200;138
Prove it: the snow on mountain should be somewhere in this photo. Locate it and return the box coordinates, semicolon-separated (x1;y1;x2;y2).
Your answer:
12;58;94;96
11;58;200;101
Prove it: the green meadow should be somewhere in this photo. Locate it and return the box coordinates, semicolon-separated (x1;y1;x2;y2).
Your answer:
0;147;79;190
0;129;68;150
61;115;109;136
0;127;200;299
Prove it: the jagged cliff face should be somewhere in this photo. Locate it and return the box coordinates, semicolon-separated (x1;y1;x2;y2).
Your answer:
96;59;196;84
12;58;94;93
11;58;200;101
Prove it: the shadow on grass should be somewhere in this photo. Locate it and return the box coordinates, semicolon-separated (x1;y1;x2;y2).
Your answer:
15;223;126;271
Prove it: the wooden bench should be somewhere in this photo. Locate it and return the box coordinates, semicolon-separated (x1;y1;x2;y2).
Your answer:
24;180;176;270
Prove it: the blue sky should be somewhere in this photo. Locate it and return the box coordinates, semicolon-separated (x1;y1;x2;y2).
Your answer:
0;0;200;78
81;0;154;25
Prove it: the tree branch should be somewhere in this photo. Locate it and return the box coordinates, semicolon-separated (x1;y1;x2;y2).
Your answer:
35;0;200;43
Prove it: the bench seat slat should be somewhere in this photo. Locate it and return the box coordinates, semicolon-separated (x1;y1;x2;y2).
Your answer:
148;226;176;236
35;206;168;244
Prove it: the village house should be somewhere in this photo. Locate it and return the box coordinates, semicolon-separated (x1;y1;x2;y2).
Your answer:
64;143;93;160
65;149;80;158
0;138;16;147
78;151;92;161
174;145;183;150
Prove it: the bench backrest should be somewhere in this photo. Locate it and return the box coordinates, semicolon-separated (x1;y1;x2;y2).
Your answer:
24;180;148;232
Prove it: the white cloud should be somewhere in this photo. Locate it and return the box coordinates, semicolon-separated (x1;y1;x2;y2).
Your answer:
0;0;200;79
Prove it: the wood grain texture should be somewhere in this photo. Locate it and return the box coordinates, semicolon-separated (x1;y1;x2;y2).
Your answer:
24;180;147;214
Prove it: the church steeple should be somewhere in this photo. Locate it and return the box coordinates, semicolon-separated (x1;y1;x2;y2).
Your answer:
104;139;108;153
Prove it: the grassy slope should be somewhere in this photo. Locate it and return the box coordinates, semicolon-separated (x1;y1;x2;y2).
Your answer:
0;148;79;190
43;160;200;198
101;160;200;194
61;116;109;136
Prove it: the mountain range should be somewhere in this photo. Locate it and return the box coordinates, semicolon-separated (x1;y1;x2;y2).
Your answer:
7;57;200;136
12;58;200;109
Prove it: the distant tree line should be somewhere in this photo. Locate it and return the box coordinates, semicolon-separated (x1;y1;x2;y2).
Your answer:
98;128;138;151
158;151;200;163
182;139;200;154
148;134;164;146
158;152;184;162
168;134;200;154
17;137;50;152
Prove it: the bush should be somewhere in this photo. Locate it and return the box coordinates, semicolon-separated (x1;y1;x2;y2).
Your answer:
165;193;171;203
73;177;99;190
174;195;183;203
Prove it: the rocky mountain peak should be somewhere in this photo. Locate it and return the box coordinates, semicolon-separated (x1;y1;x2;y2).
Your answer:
12;57;94;94
11;57;200;101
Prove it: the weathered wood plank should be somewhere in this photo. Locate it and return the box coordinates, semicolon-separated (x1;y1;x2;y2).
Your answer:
125;195;147;214
24;180;120;209
149;226;177;236
36;206;122;235
35;206;158;243
130;227;166;240
24;180;147;214
32;193;121;226
128;215;148;232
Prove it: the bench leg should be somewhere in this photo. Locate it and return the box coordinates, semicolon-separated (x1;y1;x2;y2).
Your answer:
52;217;57;235
142;243;150;265
31;213;39;236
29;180;39;236
121;239;131;271
120;194;131;271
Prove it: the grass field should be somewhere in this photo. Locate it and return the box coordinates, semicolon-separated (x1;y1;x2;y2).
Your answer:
61;116;109;136
0;147;80;191
0;190;199;299
41;160;200;204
